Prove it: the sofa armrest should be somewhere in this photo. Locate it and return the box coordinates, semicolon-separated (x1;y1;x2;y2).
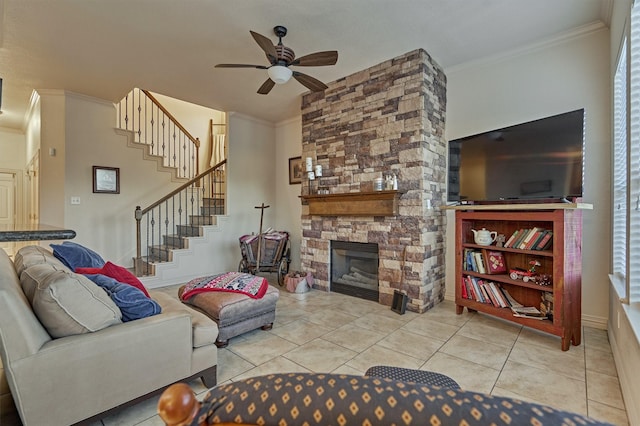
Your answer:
7;311;194;426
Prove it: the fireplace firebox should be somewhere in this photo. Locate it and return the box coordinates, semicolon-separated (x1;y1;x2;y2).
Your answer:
330;241;379;301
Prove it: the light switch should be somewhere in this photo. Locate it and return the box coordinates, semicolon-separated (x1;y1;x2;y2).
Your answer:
70;196;81;205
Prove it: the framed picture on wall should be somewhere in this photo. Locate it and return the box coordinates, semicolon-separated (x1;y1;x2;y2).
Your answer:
93;166;120;194
289;156;303;185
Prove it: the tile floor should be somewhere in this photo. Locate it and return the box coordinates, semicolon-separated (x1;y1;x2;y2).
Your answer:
2;279;630;425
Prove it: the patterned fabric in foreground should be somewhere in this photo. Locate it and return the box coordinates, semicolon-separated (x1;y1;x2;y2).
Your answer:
195;373;613;426
180;272;268;300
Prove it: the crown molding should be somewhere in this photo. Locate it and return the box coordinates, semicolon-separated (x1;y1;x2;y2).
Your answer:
228;111;274;127
446;21;608;74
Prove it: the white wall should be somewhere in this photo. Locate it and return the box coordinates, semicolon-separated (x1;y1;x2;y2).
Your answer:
275;117;303;271
444;27;611;329
60;92;184;265
38;90;67;227
0;128;27;225
31;92;278;275
0;128;26;170
139;112;278;286
29;91;277;281
226;113;276;232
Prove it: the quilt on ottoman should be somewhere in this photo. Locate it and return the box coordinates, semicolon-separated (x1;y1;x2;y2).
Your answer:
179;278;279;347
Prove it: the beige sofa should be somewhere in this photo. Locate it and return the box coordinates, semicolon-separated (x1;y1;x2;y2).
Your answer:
0;246;218;426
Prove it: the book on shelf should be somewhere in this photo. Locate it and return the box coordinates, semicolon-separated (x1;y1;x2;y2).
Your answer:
526;229;547;250
500;287;523;308
466;249;477;272
511;228;530;249
460;277;468;299
504;230;520;248
511;305;547;319
482;282;498;306
534;231;554;251
489;282;509;307
473;251;487;274
469;277;485;303
519;227;541;249
479;282;493;305
483;250;507;274
464;276;478;301
524;229;545;250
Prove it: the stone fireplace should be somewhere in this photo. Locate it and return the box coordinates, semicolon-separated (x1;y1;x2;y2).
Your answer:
331;241;379;301
300;49;447;313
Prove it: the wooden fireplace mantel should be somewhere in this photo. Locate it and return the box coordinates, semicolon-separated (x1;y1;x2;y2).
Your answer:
300;190;403;216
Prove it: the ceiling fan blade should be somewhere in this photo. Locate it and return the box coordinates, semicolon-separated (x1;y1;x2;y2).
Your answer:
215;64;268;69
290;51;338;67
257;78;276;95
250;31;278;63
292;71;328;92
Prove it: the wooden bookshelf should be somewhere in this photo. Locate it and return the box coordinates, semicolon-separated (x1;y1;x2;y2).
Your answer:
452;205;589;351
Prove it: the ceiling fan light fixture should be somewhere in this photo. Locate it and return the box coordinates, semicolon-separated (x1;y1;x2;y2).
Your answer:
268;65;292;84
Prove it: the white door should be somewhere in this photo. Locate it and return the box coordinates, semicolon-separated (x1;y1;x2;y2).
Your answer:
0;172;16;255
0;173;15;226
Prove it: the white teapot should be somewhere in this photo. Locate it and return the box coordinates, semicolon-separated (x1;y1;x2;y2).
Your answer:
472;228;497;246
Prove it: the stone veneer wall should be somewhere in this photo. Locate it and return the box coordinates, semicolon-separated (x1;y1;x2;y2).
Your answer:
299;49;448;313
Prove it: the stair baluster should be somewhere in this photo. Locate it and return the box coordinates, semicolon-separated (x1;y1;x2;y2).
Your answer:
134;160;226;277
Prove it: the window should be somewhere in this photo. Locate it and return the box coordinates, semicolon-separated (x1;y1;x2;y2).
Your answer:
613;3;640;304
632;5;640;302
613;37;627;298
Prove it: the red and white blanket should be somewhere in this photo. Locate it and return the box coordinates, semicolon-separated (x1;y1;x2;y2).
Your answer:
180;272;268;300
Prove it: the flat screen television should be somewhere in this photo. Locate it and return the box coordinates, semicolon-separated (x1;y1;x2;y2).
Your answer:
447;109;584;203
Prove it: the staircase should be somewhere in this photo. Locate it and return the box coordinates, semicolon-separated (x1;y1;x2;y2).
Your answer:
134;163;227;278
145;195;224;261
116;88;227;278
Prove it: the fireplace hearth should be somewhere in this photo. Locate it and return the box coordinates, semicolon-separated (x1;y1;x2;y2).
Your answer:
331;241;379;301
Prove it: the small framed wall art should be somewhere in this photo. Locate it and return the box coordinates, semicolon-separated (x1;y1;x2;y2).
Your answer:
289;156;303;185
93;166;120;194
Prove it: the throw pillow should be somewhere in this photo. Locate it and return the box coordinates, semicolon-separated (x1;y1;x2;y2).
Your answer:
20;263;122;338
84;274;161;322
14;245;67;276
50;241;106;270
76;261;150;297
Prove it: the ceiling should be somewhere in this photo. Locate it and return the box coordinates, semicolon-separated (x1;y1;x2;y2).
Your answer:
0;0;611;131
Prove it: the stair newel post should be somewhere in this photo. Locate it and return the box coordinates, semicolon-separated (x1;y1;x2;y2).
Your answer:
135;206;143;276
254;203;270;273
195;137;200;178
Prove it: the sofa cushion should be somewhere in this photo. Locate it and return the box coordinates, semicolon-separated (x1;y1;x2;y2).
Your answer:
195;373;614;426
76;261;150;297
50;241;106;270
84;274;161;322
14;245;67;276
151;291;218;348
20;263;122;338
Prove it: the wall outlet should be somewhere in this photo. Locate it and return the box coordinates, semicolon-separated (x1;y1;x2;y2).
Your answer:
70;196;80;205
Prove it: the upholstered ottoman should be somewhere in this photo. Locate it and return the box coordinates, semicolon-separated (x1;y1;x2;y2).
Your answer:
364;365;461;389
179;284;279;348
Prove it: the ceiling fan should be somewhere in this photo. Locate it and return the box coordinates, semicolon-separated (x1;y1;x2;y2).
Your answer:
215;25;338;95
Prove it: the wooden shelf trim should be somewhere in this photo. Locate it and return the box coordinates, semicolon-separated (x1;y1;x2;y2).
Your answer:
300;190;403;216
443;202;593;211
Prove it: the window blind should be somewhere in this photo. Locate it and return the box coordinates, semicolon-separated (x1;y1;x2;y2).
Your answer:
613;36;628;301
630;6;640;302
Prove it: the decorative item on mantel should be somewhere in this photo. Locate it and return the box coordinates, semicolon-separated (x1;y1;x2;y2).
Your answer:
302;156;329;195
